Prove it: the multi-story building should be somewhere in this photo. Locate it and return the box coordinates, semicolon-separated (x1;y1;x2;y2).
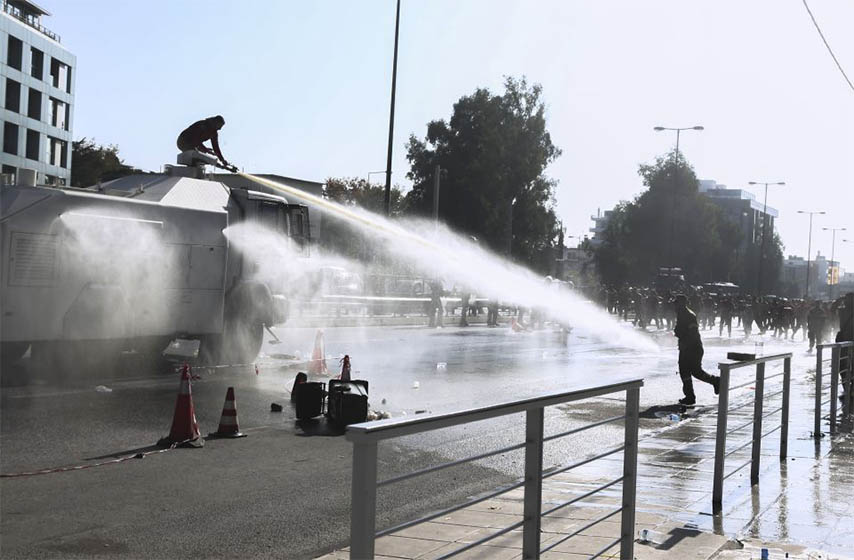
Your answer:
698;180;778;249
588;209;613;247
1;1;74;185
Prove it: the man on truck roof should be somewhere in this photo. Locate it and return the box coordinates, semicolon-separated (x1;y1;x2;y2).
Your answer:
177;115;230;168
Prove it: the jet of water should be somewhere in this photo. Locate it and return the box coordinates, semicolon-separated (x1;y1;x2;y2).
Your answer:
239;173;658;351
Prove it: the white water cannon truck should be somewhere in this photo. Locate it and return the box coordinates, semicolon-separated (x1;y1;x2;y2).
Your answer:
0;152;310;370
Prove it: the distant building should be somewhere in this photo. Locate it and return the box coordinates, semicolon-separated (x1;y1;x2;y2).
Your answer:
213;173;324;244
698;180;778;249
588;209;613;247
1;1;74;186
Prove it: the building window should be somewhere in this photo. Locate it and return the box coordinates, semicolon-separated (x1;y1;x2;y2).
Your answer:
48;136;66;167
27;87;42;120
2;164;16;183
30;47;44;79
26;129;40;160
50;58;71;92
3;122;19;155
50;97;67;129
7;35;23;70
5;78;21;112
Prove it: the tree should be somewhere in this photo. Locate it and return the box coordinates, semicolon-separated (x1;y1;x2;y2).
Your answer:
594;150;783;291
70;138;142;187
404;77;561;272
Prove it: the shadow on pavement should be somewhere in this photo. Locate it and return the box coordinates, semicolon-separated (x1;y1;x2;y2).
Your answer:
295;418;346;437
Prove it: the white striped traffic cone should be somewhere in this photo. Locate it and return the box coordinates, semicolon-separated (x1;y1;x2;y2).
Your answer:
209;387;246;438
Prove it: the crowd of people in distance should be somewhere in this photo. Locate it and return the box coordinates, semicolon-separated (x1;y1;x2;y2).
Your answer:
590;285;850;351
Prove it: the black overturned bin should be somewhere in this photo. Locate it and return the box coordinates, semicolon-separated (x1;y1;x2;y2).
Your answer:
327;380;369;426
294;382;325;420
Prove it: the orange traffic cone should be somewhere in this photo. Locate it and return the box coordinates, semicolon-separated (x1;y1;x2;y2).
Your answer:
157;363;204;448
308;329;328;374
209;387;246;439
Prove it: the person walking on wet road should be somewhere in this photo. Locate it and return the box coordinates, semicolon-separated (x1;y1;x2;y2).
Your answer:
674;295;720;405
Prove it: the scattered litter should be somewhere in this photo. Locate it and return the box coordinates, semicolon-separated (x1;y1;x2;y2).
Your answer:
270;403;283;412
366;411;378;421
378;411;390;419
415;410;428;414
412;381;420;389
95;385;112;393
667;413;681;422
488;505;501;511
436;362;447;370
381;398;387;404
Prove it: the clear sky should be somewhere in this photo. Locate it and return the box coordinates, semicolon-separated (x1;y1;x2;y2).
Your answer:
55;0;853;269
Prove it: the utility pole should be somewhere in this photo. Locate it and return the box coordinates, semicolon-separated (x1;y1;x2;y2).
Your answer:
797;210;824;298
749;181;785;296
823;227;847;301
383;0;401;216
432;164;441;227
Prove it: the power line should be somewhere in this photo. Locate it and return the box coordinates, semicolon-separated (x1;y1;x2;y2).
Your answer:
801;0;854;94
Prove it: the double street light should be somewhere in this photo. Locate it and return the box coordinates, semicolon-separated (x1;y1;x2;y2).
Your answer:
748;181;785;296
823;226;847;300
797;210;825;299
653;125;704;267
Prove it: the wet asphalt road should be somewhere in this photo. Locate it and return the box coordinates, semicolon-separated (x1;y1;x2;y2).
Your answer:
0;319;815;558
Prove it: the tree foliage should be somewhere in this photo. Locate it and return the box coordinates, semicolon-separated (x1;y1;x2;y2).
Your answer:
70;138;142;187
594;151;783;291
404;77;561;272
320;177;404;260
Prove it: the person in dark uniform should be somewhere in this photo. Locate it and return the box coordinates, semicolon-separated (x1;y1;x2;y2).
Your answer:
177;115;230;168
674;295;720;405
807;300;826;351
836;293;853;405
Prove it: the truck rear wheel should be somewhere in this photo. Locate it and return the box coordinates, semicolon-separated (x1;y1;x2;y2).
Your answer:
201;318;263;365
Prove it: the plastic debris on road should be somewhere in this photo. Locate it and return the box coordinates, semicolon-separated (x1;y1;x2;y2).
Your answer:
436;362;447;370
412;381;420;389
95;385;113;393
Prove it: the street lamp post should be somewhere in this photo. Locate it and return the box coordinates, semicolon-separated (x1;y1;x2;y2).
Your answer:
823;227;847;300
383;0;402;216
749;181;785;296
653;125;704;268
797;210;825;299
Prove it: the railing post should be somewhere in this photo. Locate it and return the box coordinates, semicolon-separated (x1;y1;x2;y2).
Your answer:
620;387;640;560
522;407;544;559
843;346;853;432
830;347;840;434
351;440;378;560
814;346;823;439
712;364;731;512
781;357;790;459
750;363;765;486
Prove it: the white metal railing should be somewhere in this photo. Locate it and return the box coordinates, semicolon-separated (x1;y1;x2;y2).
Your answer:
814;342;854;436
712;353;791;512
346;378;643;559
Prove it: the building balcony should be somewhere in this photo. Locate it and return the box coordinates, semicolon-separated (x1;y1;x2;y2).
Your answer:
2;1;60;43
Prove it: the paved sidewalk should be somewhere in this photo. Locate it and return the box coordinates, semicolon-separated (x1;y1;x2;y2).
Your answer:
318;355;854;560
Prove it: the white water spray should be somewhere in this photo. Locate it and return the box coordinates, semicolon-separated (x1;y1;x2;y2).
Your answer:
239;173;658;351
